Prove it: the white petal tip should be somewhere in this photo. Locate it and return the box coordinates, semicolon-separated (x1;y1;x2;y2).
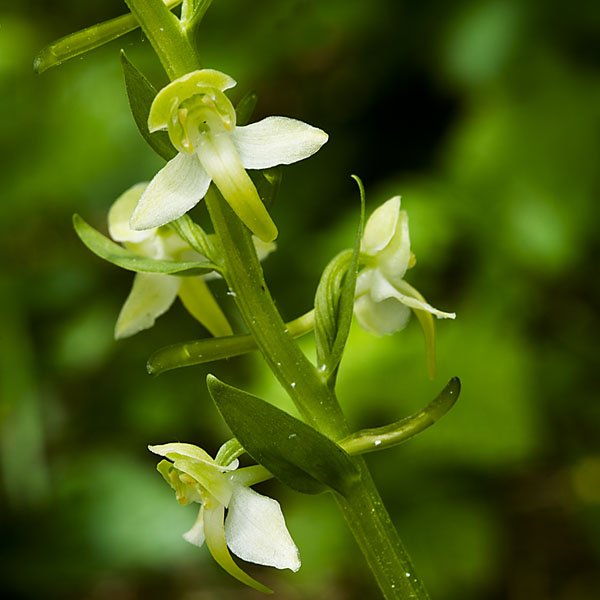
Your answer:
436;311;456;320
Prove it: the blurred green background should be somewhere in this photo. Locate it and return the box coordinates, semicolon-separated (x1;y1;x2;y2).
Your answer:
1;1;600;598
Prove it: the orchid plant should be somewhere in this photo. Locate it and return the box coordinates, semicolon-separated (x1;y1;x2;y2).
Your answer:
35;1;460;598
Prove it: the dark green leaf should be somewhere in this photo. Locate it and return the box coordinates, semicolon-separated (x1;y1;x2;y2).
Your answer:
235;91;259;126
73;214;218;276
250;167;282;211
120;51;177;162
207;375;360;496
314;176;365;384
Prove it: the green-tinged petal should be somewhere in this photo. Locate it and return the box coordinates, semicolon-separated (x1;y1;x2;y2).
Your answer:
183;507;206;547
253;236;276;262
130;153;211;230
354;289;411;336
108;183;154;243
178;277;234;337
233;117;328;170
361;196;401;255
394;279;455;380
203;505;273;594
192;111;277;242
373;273;456;320
225;485;301;572
149;69;237;132
115;273;180;339
377;210;412;283
149;442;225;467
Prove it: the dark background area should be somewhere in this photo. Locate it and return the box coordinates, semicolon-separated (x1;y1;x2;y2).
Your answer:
1;1;599;598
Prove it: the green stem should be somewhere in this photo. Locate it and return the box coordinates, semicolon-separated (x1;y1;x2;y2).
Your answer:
132;6;430;598
204;188;347;439
205;189;429;600
124;0;200;79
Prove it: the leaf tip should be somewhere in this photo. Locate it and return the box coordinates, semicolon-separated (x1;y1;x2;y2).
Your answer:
448;376;461;397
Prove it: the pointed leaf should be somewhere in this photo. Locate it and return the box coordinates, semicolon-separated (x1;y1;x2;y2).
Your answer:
146;310;314;376
73;214;218;275
34;1;183;74
120;51;177;161
250;167;282;211
147;333;257;376
235;90;259;126
340;377;461;455
314;176;365;384
169;214;216;261
207;375;360;496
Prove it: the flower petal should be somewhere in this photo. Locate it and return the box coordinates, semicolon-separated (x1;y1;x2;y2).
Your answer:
178;277;234;337
204;505;273;593
114;273;180;339
183;507;206;548
253;235;277;262
108;183;154;243
233;116;328;170
373;272;456;319
377;210;412;283
130;153;211;230
149;442;218;465
361;196;401;255
225;485;301;572
192;113;278;242
354;289;411;336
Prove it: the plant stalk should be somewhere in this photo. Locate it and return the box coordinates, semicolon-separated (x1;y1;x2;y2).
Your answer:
130;3;430;597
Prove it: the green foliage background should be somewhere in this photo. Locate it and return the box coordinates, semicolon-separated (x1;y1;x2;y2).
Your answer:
1;1;599;598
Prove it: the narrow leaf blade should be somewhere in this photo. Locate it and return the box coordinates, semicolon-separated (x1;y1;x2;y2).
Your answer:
314;176;366;382
34;1;183;74
120;51;176;161
328;175;366;379
73;214;218;275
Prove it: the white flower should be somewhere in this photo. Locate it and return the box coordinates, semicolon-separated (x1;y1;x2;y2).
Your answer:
130;69;328;243
110;183;274;339
354;197;455;375
150;442;300;592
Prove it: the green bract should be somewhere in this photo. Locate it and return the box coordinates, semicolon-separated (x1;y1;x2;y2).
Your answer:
129;69;329;243
354;197;456;378
149;442;300;593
